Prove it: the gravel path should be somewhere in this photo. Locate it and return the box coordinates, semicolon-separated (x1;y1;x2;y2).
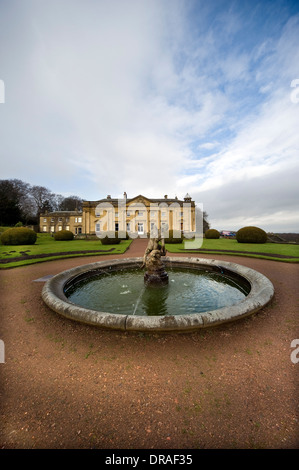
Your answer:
0;239;298;449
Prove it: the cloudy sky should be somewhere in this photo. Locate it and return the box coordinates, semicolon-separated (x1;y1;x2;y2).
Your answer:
0;0;298;232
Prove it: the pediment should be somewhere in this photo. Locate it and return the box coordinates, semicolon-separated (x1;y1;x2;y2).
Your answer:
128;195;152;206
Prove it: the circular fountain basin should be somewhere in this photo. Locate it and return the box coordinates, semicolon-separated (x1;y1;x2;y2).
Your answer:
42;257;274;332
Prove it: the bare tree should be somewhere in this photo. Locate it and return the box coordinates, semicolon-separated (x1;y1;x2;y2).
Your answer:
203;210;210;233
58;195;83;211
0;179;84;225
30;185;56;217
195;206;210;233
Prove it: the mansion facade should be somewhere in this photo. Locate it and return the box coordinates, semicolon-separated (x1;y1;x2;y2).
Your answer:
40;193;196;238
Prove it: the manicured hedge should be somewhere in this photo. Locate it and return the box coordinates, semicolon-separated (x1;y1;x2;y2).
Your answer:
54;230;74;241
236;226;267;244
164;229;183;244
1;227;37;245
205;229;220;239
100;232;121;244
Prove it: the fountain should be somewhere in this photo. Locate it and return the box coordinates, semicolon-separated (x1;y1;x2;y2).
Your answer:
42;234;274;332
141;229;168;285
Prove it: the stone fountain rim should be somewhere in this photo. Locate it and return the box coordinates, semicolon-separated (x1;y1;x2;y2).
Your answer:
41;256;274;332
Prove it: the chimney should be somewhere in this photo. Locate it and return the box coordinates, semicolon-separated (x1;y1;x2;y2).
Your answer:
107;195;111;200
123;191;127;199
164;195;168;199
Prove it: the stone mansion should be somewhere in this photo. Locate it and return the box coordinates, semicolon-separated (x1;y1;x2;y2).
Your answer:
39;193;196;237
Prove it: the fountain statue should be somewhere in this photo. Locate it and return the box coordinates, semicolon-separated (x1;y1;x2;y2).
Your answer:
141;228;169;285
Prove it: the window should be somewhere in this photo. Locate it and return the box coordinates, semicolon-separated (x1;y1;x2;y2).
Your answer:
43;226;47;232
137;211;144;216
115;223;119;232
126;222;130;231
43;218;47;223
66;225;70;231
78;217;82;223
50;226;55;232
51;218;54;222
58;217;62;222
95;223;100;232
127;211;131;217
78;227;82;234
58;226;62;231
115;212;118;218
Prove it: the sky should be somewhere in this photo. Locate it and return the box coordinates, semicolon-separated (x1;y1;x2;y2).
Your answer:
0;0;298;232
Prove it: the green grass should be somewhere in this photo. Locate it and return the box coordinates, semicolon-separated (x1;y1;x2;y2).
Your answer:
165;238;299;262
1;230;299;267
0;232;132;268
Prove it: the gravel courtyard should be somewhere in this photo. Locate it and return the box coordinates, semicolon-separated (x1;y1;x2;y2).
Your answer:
1;240;298;449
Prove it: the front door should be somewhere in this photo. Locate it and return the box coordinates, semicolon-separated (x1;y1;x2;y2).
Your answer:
137;222;144;235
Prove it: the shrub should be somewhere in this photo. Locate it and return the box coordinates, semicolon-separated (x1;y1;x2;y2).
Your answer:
15;221;23;227
164;229;183;244
205;229;220;239
236;226;267;244
100;232;121;245
1;227;37;245
54;230;74;241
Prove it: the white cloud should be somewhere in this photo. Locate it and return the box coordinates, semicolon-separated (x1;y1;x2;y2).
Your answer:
0;1;298;231
186;15;299;231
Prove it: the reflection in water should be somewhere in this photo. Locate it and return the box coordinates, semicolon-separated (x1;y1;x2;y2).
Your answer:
141;283;169;316
65;267;250;317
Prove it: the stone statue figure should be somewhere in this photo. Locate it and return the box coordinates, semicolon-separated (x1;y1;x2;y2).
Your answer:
141;228;168;285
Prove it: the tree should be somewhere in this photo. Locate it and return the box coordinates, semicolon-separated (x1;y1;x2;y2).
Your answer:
58;195;83;211
9;179;37;224
53;193;65;211
195;207;210;234
0;180;22;225
0;179;38;225
203;210;210;233
30;185;56;217
0;179;84;226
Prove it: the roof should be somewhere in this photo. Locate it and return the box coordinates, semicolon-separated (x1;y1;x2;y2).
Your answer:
83;194;194;206
41;211;82;216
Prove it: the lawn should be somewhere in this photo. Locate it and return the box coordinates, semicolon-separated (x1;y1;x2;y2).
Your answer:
165;237;299;263
0;233;132;268
1;232;299;268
